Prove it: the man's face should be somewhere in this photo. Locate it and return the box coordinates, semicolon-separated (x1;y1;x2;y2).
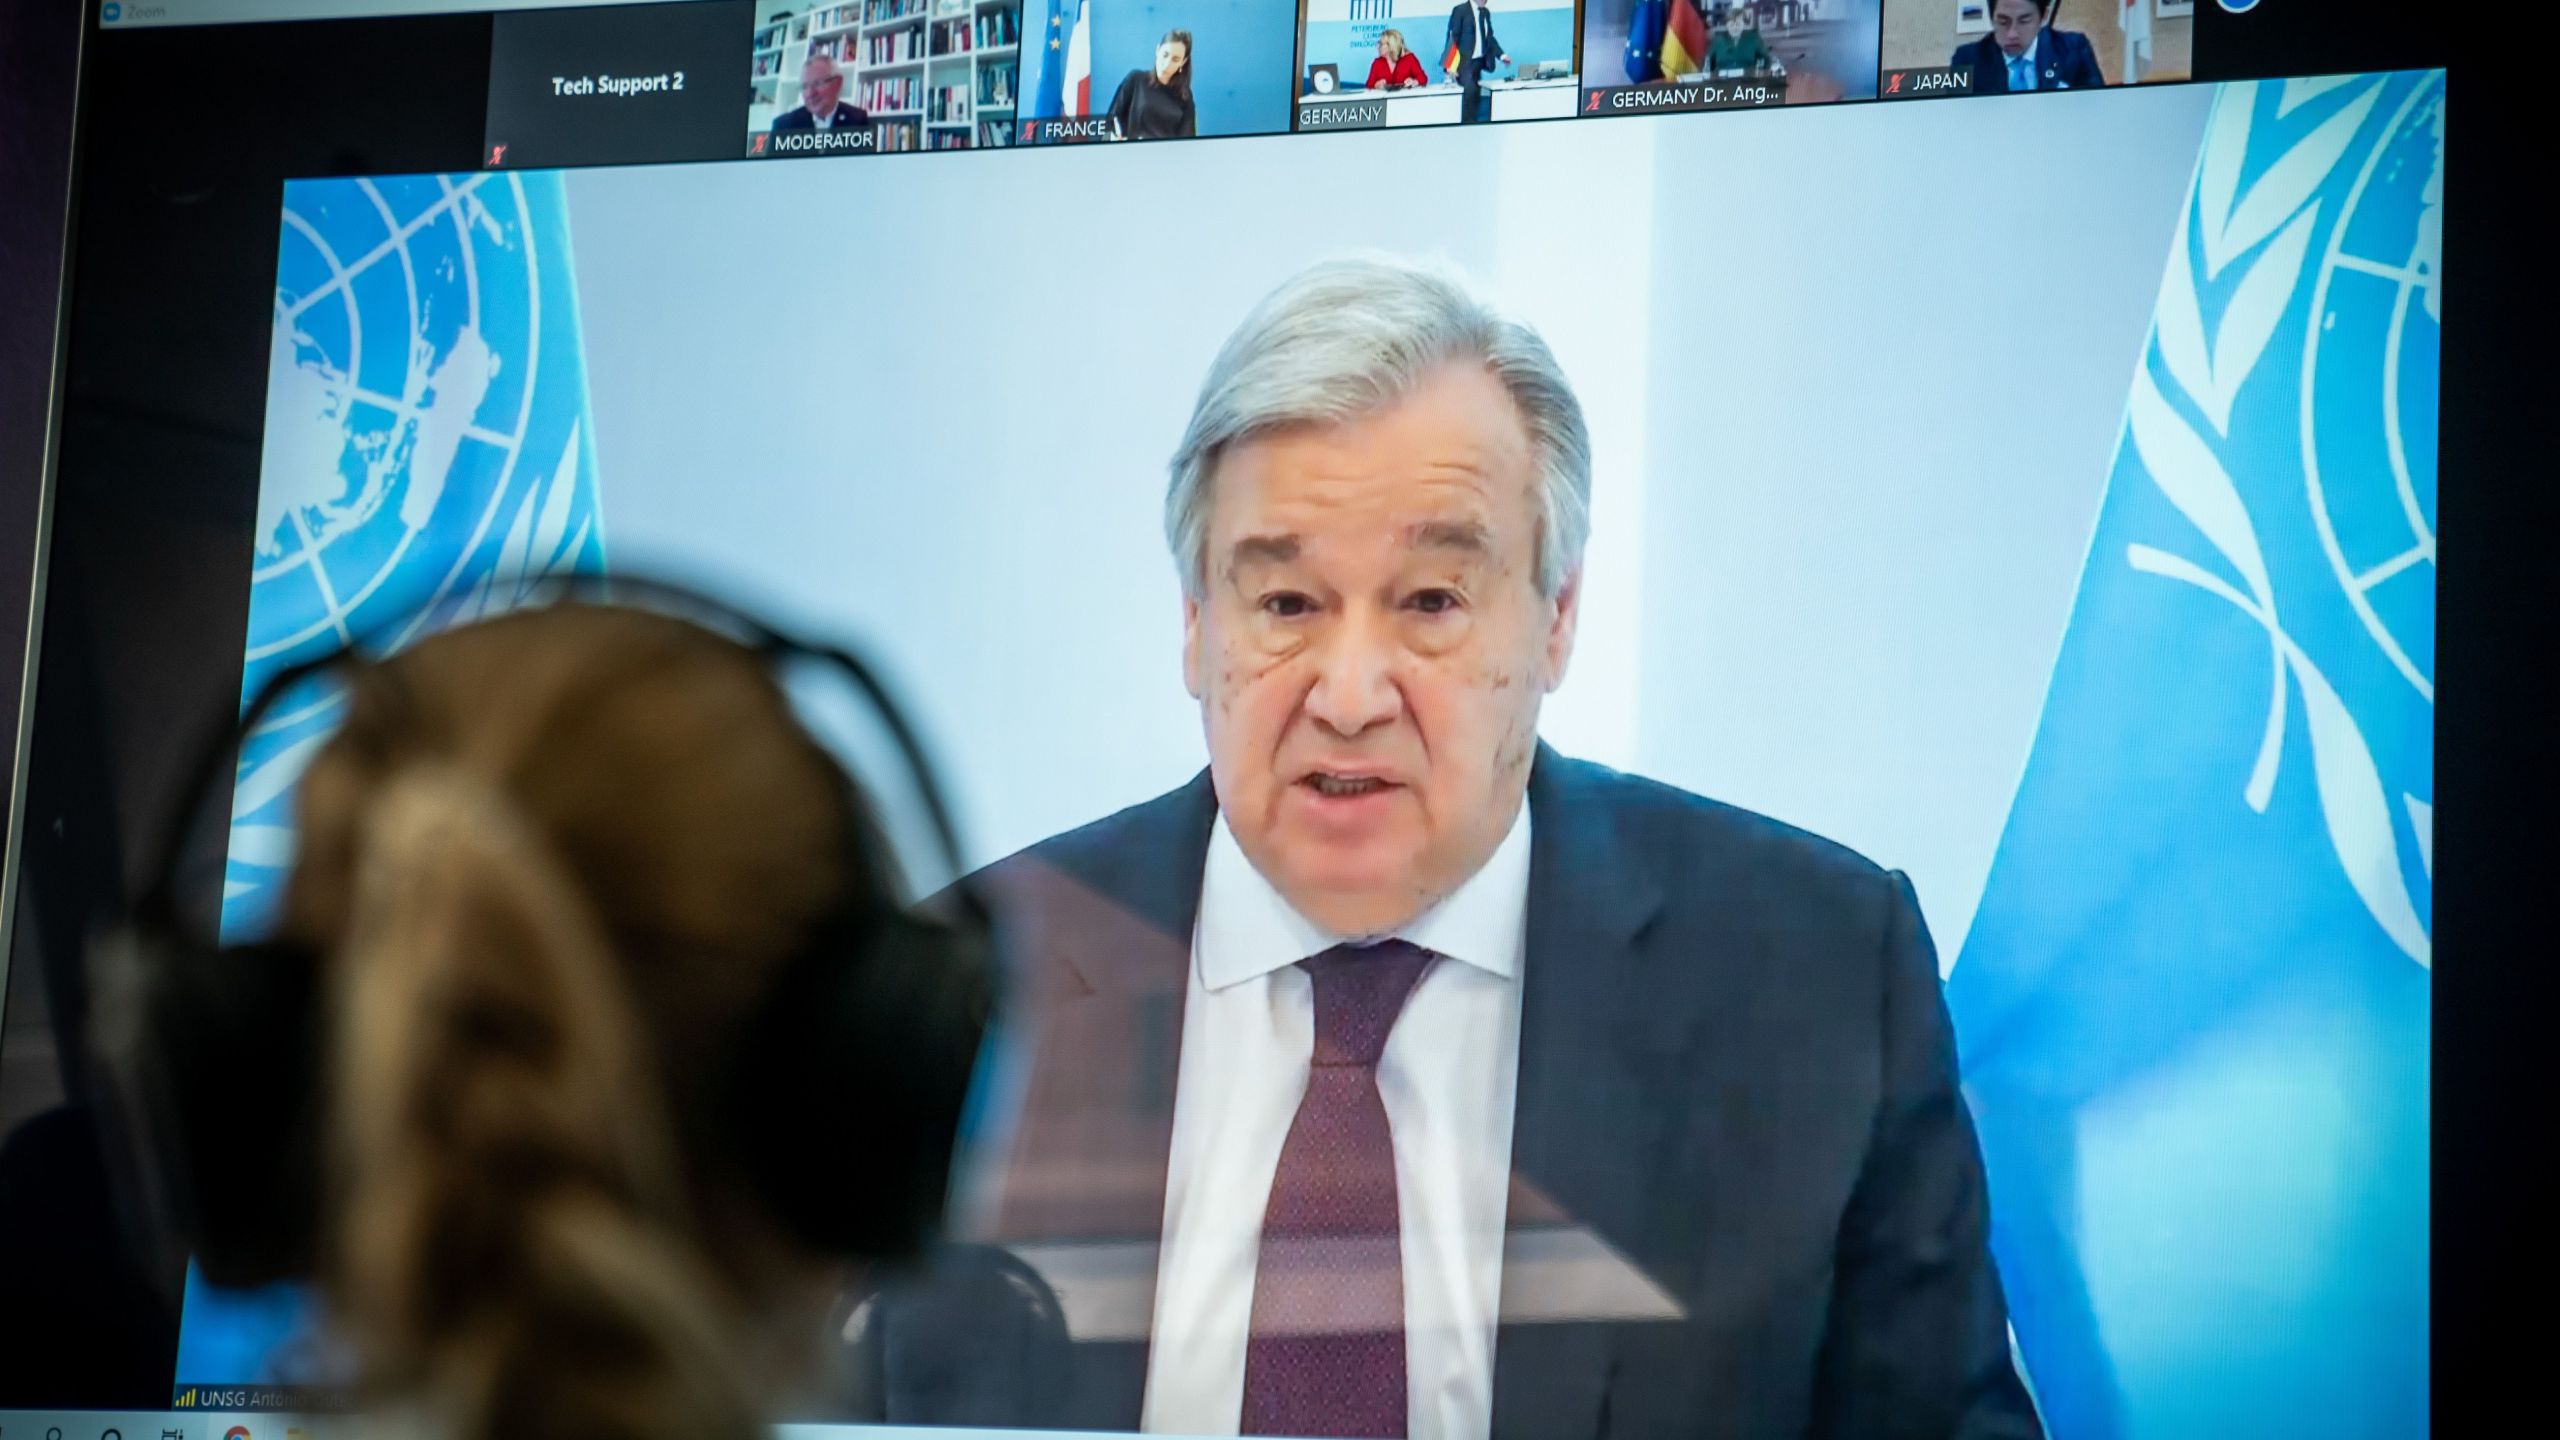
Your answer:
1991;0;2045;59
803;60;844;111
1184;363;1579;938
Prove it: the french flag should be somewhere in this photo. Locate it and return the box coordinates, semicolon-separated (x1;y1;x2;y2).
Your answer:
1063;0;1091;116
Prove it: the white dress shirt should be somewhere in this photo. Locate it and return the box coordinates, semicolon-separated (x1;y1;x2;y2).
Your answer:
1140;802;1532;1440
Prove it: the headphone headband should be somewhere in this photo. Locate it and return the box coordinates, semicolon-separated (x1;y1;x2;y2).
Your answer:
142;573;982;935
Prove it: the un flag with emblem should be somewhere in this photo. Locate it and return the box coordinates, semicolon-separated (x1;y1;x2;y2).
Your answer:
221;172;608;941
1948;74;2440;1438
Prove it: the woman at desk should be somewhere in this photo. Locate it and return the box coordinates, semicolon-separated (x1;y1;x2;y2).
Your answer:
1367;27;1430;90
1108;28;1197;140
1710;4;1773;75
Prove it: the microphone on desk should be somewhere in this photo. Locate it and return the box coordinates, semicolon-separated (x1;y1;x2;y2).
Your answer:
836;1243;1075;1427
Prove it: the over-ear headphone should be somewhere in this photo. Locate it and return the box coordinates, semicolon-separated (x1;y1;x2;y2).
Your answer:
82;574;995;1293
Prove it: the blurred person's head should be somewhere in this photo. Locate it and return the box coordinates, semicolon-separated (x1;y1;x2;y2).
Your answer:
1164;255;1588;939
273;604;919;1438
1990;0;2048;60
1379;28;1406;60
1725;4;1754;34
1156;29;1192;88
801;53;845;113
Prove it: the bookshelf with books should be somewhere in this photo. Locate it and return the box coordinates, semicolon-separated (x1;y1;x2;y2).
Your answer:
896;0;1019;149
747;7;814;133
952;0;1020;147
749;0;1018;151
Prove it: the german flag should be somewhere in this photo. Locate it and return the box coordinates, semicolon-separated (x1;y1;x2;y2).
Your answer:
1661;0;1710;78
1444;39;1462;81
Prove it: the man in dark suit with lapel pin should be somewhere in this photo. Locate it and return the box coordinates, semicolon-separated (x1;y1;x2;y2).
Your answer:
1955;0;2106;93
849;255;2042;1439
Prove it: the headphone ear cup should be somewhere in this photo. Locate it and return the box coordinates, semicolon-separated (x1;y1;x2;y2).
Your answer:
87;926;326;1289
732;910;993;1260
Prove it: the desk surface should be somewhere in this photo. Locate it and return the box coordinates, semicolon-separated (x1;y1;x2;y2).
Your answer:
1302;84;1455;104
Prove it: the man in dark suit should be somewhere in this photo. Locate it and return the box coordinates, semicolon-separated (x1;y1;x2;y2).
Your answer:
1955;0;2105;93
1444;0;1509;123
771;52;870;133
849;255;2040;1440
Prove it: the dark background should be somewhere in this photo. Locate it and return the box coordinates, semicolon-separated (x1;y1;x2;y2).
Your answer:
486;0;754;167
2;0;79;887
0;0;2546;1423
0;0;495;1405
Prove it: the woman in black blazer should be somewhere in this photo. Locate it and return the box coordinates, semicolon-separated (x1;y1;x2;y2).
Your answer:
1107;28;1197;140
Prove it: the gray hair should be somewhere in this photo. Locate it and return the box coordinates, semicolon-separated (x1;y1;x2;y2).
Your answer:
1165;255;1592;600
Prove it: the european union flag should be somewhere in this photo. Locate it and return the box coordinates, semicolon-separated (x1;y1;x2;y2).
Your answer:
1949;74;2441;1439
1026;0;1074;120
1625;0;1667;83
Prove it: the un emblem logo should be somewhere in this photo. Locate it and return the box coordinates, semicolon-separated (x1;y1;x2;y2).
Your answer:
226;173;605;930
2123;74;2440;967
2303;76;2441;704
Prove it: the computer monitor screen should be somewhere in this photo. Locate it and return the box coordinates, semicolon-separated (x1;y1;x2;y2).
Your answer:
2;3;2453;1433
195;69;2439;1438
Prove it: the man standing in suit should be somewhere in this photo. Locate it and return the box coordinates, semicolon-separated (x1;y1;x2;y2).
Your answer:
1955;0;2106;93
873;255;2041;1439
1444;0;1509;123
771;52;870;134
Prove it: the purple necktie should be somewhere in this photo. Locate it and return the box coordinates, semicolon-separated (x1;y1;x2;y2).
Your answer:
1239;939;1438;1438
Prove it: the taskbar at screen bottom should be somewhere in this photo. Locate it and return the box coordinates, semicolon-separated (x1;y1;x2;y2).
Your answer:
0;1418;1177;1440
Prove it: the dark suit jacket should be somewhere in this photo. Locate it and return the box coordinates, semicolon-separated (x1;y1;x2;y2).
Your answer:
854;746;2040;1439
772;100;871;133
1445;1;1506;76
1954;27;2105;92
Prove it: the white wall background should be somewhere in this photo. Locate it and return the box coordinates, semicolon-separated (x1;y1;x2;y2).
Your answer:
565;82;2210;962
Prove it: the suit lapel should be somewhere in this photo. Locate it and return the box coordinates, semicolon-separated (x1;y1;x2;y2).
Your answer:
1491;746;1667;1438
975;773;1218;1426
990;757;1697;1435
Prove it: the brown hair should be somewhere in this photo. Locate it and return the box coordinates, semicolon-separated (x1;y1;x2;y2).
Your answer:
277;604;869;1439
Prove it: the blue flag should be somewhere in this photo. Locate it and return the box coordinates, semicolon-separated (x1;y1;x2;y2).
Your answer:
1949;74;2440;1439
1026;0;1075;121
1625;0;1667;83
232;169;608;937
181;168;612;1394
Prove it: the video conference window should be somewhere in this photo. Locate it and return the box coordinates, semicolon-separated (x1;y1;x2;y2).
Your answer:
1015;0;1299;144
751;0;1028;154
1583;0;1881;107
183;68;2441;1440
1879;0;2192;96
1295;1;1583;131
